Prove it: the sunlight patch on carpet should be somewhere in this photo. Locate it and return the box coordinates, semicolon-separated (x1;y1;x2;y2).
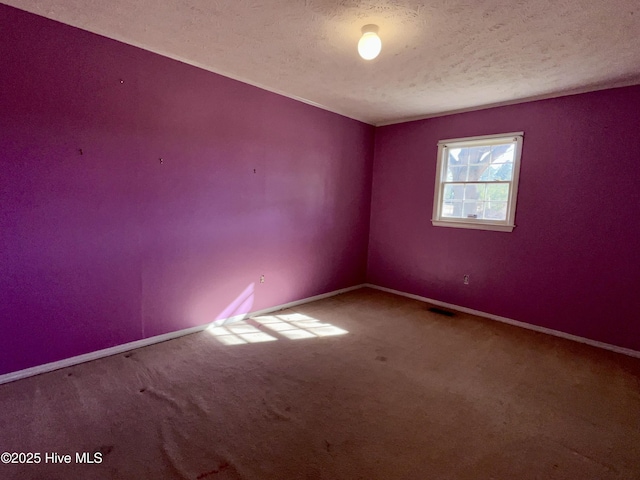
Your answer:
255;314;349;339
206;323;277;345
206;313;348;345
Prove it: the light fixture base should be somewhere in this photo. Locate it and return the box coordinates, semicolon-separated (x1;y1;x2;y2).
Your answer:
361;24;379;35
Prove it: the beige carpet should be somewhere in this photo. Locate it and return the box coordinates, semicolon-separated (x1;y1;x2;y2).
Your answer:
1;288;639;479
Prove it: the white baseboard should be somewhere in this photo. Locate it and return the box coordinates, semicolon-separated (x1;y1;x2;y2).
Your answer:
364;283;640;359
0;284;365;385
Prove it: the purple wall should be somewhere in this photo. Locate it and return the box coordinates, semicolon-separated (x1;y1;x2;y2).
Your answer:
0;5;374;375
368;85;640;351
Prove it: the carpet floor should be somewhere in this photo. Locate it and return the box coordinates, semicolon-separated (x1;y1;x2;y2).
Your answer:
1;287;639;479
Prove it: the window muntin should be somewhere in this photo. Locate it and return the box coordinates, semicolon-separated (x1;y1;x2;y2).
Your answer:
432;132;523;232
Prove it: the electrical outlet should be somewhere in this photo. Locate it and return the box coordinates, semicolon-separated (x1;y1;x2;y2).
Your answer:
260;275;265;284
463;274;470;285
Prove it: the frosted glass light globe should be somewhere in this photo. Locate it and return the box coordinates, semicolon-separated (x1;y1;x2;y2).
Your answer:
358;25;381;60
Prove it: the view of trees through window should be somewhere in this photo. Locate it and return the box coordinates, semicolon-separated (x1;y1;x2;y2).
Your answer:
442;143;515;220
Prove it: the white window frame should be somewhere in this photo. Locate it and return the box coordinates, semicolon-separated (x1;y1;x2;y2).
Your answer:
432;132;524;232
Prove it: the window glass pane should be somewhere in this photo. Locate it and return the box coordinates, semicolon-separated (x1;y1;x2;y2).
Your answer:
468;146;491;165
443;184;464;201
463;201;484;219
483;202;507;220
442;200;462;218
486;183;510;201
468;165;488;181
447;148;467;166
448;147;469;165
464;184;485;200
446;166;467;182
490;144;515;164
480;162;513;181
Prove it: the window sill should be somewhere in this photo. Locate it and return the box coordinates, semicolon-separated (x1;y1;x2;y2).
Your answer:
431;220;515;232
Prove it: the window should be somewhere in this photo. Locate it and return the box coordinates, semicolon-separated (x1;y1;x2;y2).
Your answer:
432;132;523;232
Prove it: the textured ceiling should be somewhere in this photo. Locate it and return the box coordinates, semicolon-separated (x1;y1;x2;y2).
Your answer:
3;0;640;125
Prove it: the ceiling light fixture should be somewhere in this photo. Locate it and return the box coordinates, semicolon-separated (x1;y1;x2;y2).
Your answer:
358;24;381;60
